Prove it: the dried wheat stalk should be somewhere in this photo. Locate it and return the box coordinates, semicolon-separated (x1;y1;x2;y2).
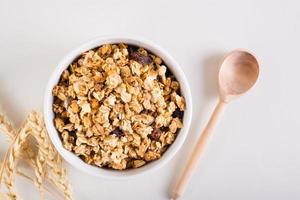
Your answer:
16;170;64;200
28;112;73;200
4;122;31;200
34;150;46;199
0;111;74;200
0;150;9;185
0;115;15;140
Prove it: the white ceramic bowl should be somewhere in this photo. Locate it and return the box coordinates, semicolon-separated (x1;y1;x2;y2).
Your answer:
44;36;192;179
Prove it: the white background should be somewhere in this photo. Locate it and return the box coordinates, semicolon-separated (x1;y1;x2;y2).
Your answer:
0;0;299;199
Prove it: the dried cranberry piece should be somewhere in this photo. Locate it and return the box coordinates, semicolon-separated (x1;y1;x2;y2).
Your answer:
172;108;184;119
110;128;124;137
149;128;161;141
129;47;152;65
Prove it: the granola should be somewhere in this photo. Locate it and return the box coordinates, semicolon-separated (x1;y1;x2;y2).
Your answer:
52;43;185;170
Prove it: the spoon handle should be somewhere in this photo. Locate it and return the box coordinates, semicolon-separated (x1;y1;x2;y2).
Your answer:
171;100;226;200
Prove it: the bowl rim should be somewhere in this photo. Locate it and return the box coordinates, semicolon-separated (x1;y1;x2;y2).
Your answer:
44;35;193;179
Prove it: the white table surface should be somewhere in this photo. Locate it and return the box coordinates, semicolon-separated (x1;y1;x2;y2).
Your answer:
0;0;299;199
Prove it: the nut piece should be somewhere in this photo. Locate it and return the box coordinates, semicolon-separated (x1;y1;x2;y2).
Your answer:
133;160;146;168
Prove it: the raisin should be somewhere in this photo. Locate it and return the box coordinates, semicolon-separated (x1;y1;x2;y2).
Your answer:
172;108;184;119
110;128;124;137
152;112;158;118
69;131;77;139
165;68;173;77
149;128;161;141
129;47;152;65
128;45;138;52
160;126;169;132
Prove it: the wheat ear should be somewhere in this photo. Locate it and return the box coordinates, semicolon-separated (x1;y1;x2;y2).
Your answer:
28;112;73;200
4;125;30;200
16;170;64;200
0;151;10;186
0;114;36;185
0;114;15;140
33;150;46;200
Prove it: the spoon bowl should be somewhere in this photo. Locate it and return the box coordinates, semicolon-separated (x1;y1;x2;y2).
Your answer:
219;50;259;102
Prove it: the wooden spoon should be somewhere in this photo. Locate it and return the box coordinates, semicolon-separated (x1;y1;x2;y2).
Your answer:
170;50;259;200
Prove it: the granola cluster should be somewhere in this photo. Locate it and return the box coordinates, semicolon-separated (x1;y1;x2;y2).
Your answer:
52;43;185;170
